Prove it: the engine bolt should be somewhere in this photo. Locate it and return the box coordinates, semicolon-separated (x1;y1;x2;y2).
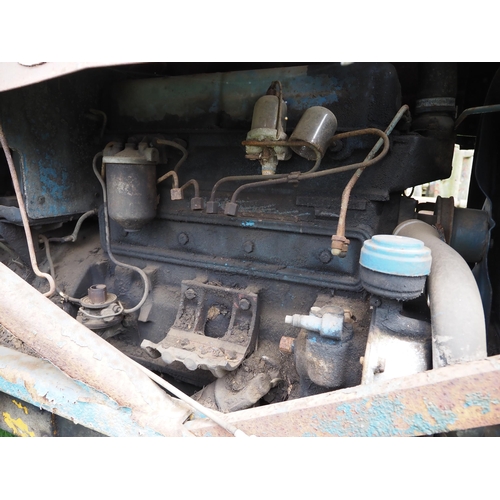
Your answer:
239;298;251;310
319;250;332;263
185;288;197;300
243;241;254;253
178;232;189;245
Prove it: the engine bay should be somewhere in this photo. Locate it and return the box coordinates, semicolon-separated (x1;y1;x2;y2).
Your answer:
0;62;498;435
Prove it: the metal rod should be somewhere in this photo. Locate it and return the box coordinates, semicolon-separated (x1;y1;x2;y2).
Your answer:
455;104;500;129
0;121;56;297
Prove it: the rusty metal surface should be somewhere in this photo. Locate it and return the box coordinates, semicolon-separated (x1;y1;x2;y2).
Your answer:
0;262;191;436
185;355;500;437
0;346;159;437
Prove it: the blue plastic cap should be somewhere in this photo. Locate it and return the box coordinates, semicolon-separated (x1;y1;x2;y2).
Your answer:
360;234;432;277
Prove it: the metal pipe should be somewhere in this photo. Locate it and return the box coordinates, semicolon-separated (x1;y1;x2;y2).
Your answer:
209;141;322;203
454;104;500;129
394;219;487;367
335;106;409;241
0;121;56;298
39;234;82;304
155;139;188;173
48;209;97;243
228;129;389;206
0;262;190;436
180;179;200;198
156;169;179;187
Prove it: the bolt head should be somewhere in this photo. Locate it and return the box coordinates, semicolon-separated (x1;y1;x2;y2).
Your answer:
185;288;197;300
178;232;189;245
319;250;332;263
239;298;251;310
243;241;254;253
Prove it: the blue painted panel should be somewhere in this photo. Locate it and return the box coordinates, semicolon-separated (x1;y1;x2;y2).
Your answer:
0;346;165;437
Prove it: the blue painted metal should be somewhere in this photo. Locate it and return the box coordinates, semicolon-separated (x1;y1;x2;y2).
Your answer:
184;355;500;437
360;234;432;277
0;346;166;437
106;63;400;132
0;73;103;220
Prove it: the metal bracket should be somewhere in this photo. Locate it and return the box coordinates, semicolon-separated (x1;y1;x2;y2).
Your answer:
141;280;259;378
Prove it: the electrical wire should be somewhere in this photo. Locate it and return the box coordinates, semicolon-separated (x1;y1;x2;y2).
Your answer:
0;121;56;298
92;152;150;315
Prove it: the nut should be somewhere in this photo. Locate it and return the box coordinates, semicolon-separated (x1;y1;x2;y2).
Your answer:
185;288;197;300
170;188;183;201
206;201;218;214
331;235;350;258
224;202;239;216
191;197;203;210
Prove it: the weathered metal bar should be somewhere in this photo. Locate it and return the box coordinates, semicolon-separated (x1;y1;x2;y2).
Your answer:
0;346;164;437
0;263;190;437
185;355;500;437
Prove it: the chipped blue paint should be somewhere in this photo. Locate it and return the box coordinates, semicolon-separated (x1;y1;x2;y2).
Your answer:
0;346;165;437
308;395;462;437
405;402;458;435
302;432;317;437
314;396;406;437
464;393;500;414
241;220;255;227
